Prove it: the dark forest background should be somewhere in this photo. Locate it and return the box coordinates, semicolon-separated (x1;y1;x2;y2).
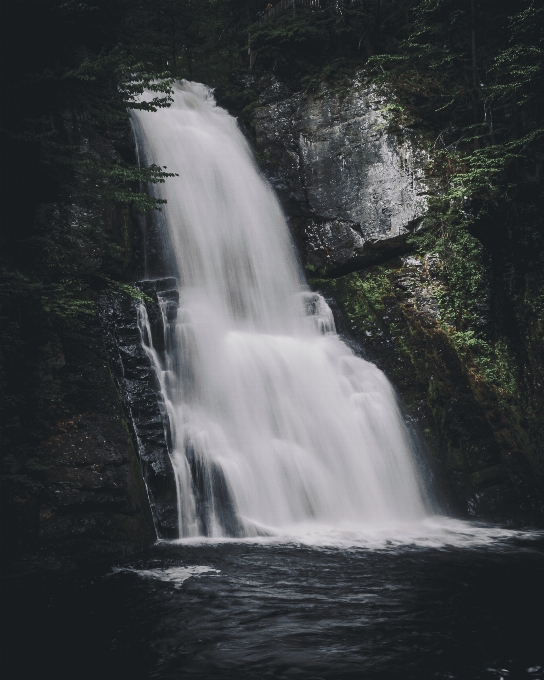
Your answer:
1;1;543;552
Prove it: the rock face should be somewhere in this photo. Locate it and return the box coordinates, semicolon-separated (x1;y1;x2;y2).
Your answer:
319;257;544;523
1;109;175;572
3;279;181;574
99;279;179;539
252;76;428;274
3;314;157;573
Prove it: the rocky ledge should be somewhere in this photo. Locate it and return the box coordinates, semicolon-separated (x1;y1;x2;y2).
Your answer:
251;74;428;275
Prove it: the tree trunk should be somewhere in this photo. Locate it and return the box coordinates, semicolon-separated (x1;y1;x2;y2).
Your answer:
471;0;480;150
374;0;382;53
362;0;373;59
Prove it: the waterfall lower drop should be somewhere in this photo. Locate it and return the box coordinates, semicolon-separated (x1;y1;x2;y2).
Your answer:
131;81;431;540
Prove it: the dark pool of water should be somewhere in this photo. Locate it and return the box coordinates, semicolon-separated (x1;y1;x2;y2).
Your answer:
2;536;544;680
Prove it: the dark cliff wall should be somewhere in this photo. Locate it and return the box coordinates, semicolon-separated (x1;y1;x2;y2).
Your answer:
2;315;156;574
100;280;180;540
0;1;179;572
0;119;158;574
236;73;544;524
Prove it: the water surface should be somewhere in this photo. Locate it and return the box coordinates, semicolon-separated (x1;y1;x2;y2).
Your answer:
4;527;543;680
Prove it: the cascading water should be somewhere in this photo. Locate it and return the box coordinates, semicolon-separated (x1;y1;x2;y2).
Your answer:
130;80;431;539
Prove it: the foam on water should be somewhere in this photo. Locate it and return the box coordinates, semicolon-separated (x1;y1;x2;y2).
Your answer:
112;565;220;587
167;517;542;551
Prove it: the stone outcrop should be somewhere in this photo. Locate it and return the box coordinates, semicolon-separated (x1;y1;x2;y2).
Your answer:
252;75;428;274
99;279;179;539
318;256;544;523
3;315;157;574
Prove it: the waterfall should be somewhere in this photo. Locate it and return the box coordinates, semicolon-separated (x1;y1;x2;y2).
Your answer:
130;80;430;539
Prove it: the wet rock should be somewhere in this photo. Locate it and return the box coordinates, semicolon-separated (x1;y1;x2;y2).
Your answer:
99;279;179;539
25;318;157;570
305;219;366;275
258;74;293;105
253;76;428;273
469;464;507;491
467;484;521;517
313;254;544;522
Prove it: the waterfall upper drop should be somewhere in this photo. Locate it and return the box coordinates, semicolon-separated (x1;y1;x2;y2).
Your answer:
130;80;429;538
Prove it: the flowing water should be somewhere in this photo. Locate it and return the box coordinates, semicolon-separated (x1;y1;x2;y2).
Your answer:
130;80;430;539
3;536;543;679
4;82;542;680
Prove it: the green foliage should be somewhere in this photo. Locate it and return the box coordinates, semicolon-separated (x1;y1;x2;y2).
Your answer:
250;3;382;91
65;52;174;110
369;0;544;208
316;266;394;327
121;0;256;89
77;161;176;212
352;0;544;416
102;278;154;303
492;3;544;107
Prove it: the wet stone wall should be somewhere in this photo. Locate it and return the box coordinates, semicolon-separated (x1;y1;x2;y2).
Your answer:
99;278;179;539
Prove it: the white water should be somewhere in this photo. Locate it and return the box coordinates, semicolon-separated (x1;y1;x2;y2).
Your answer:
112;565;220;587
130;80;431;539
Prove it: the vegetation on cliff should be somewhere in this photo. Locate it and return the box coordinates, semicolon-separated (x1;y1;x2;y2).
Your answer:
213;0;544;516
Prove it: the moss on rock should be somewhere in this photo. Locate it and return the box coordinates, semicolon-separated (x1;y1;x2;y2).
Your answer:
312;242;544;521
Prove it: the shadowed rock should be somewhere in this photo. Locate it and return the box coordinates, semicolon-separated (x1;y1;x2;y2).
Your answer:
99;279;180;539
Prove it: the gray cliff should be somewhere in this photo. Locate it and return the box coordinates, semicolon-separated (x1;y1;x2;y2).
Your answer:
253;76;428;274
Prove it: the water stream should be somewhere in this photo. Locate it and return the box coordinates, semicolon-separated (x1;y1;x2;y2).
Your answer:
130;80;430;540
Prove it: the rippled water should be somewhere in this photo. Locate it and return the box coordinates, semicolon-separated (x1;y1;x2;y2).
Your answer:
3;526;543;680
